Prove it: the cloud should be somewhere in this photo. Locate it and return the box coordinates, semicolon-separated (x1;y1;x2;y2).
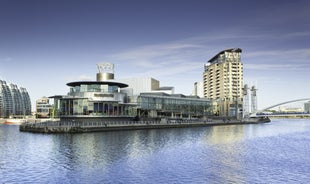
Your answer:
105;29;310;79
244;63;298;70
134;62;202;78
106;41;206;78
246;49;310;59
110;42;204;64
244;48;310;71
283;31;310;38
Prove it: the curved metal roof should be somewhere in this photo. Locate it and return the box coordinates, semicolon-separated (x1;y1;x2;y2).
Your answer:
66;81;128;88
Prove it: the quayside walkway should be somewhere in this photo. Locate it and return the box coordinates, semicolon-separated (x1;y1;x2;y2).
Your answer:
19;118;268;133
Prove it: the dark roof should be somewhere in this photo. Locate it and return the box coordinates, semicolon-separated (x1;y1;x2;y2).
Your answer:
170;94;186;98
158;86;174;90
66;81;128;88
48;95;64;99
140;92;169;96
208;48;242;63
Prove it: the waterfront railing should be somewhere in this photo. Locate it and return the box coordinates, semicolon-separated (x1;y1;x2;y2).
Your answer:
19;118;253;133
21;119;214;129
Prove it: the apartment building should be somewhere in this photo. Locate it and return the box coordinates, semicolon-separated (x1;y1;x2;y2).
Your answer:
203;48;243;117
0;80;31;118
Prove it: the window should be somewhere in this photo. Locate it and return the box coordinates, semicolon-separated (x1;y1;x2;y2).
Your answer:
80;85;87;92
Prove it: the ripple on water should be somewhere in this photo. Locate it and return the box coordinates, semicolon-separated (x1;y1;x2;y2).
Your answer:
1;120;310;183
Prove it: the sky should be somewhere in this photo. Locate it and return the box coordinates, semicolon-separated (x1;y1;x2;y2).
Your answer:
0;0;309;110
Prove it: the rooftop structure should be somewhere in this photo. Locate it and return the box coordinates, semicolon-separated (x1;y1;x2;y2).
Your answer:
120;77;175;104
207;48;242;64
121;77;160;96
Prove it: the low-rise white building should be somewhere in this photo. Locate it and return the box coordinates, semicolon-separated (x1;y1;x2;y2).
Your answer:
36;97;52;118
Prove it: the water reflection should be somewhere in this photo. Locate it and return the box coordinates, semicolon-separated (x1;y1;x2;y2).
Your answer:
200;125;246;183
206;125;245;145
1;120;310;183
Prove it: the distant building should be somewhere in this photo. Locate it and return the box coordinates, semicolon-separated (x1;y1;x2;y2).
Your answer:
279;107;303;113
203;48;243;118
192;82;204;98
250;86;257;113
242;84;258;117
0;80;31;118
304;101;310;113
243;84;250;117
36;97;52;118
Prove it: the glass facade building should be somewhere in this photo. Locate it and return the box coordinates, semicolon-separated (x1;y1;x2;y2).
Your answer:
137;93;212;119
0;80;31;118
50;63;137;121
58;81;136;118
51;63;213;121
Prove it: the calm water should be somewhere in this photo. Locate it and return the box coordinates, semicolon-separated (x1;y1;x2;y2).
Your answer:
1;119;310;184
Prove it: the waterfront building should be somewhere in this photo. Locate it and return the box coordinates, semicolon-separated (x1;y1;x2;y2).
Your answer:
36;97;52;118
0;80;31;118
203;48;243;117
50;63;133;122
305;101;310;113
50;63;212;122
137;93;211;119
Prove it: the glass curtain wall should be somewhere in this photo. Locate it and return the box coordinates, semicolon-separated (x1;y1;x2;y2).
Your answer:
70;85;118;93
137;95;212;118
60;98;137;117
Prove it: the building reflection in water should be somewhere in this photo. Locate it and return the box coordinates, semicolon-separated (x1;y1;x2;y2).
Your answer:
207;125;245;145
49;130;170;170
47;125;248;183
202;125;247;183
50;132;129;171
2;120;310;183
